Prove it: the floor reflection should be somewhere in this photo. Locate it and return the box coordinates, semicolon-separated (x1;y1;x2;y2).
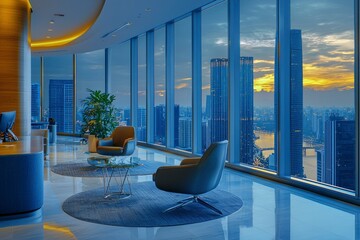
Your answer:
0;136;360;239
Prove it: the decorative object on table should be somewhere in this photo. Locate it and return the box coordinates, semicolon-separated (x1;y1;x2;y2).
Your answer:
62;181;242;227
97;126;136;157
80;89;119;152
153;140;228;215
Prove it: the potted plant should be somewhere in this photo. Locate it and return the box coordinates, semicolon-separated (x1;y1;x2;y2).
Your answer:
81;89;119;152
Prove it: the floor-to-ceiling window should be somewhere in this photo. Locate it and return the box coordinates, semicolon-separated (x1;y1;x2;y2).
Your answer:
30;0;360;205
201;1;228;153
109;41;131;126
174;16;192;151
31;56;41;122
76;49;105;134
154;27;166;146
44;55;74;133
138;34;147;141
237;0;276;170
291;0;355;191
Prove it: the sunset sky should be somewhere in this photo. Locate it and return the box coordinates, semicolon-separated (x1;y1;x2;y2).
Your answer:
35;0;355;109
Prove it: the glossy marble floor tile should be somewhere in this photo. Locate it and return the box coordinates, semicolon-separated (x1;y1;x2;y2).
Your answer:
1;136;360;239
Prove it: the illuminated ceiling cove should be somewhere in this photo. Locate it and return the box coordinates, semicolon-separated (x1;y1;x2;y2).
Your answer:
30;0;215;55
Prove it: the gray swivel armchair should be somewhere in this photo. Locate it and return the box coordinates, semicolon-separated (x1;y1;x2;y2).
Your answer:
153;140;228;214
97;126;136;156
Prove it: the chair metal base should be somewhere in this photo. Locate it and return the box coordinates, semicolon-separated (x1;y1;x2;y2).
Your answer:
163;195;222;215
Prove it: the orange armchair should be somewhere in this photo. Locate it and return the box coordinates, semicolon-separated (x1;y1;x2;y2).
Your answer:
97;126;136;156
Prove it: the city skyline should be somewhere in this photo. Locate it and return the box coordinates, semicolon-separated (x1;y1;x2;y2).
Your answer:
31;0;355;109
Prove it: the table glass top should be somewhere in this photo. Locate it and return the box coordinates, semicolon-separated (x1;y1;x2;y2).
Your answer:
87;156;141;168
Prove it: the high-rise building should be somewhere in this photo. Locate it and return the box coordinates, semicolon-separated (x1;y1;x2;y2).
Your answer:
123;108;131;126
155;105;166;144
137;108;146;141
209;57;254;163
275;29;303;176
209;58;228;144
31;83;40;122
49;80;73;133
321;116;355;190
239;56;254;164
289;29;304;177
316;149;325;182
174;104;180;147
178;117;192;150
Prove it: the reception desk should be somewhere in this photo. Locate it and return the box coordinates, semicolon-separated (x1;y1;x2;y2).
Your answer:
0;136;44;216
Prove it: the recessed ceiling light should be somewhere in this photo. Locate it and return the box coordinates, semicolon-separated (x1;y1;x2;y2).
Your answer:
48;29;53;32
49;20;55;24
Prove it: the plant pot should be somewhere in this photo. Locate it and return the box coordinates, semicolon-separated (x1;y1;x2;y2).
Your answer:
88;135;98;153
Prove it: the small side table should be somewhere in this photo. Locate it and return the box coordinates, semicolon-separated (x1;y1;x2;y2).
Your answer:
87;156;139;199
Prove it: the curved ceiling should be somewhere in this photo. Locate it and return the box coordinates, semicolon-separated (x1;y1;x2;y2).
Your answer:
30;0;215;56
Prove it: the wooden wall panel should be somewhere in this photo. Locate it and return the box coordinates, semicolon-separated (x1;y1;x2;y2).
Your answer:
0;1;31;137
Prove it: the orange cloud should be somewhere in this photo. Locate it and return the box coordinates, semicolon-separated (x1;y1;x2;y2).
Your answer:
177;77;192;81
254;74;274;92
175;83;188;89
254;59;274;65
303;63;353;91
202;84;210;91
156;90;165;97
318;54;353;63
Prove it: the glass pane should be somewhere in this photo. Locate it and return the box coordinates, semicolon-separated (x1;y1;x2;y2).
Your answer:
239;0;276;170
109;41;131;126
201;1;228;153
291;0;355;190
154;27;166;145
175;16;192;151
138;35;147;141
31;56;41;122
76;50;105;134
44;55;73;133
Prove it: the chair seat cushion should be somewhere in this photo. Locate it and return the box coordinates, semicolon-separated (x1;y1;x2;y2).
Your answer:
97;146;124;156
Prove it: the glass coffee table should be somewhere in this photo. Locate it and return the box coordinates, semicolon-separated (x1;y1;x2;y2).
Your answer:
87;156;141;199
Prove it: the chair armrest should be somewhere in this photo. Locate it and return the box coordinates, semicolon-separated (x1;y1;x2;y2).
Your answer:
180;157;201;166
98;138;114;147
123;138;136;155
153;165;198;194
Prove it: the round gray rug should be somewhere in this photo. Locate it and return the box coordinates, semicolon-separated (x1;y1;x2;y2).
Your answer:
51;160;169;177
62;181;243;227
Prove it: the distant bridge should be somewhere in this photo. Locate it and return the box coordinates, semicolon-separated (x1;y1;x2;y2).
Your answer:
260;146;321;156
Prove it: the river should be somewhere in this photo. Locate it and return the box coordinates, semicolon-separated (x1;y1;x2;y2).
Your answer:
255;130;317;181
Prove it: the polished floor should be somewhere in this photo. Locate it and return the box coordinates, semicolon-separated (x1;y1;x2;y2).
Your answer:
0;136;360;240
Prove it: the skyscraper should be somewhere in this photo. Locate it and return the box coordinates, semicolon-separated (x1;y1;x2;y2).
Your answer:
31;83;40;122
209;58;228;143
275;29;304;176
137;108;146;141
178;117;192;150
321;115;355;190
239;57;254;164
155;105;166;144
49;80;73;133
289;29;304;177
174;104;180;147
123;108;131;126
209;57;254;163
